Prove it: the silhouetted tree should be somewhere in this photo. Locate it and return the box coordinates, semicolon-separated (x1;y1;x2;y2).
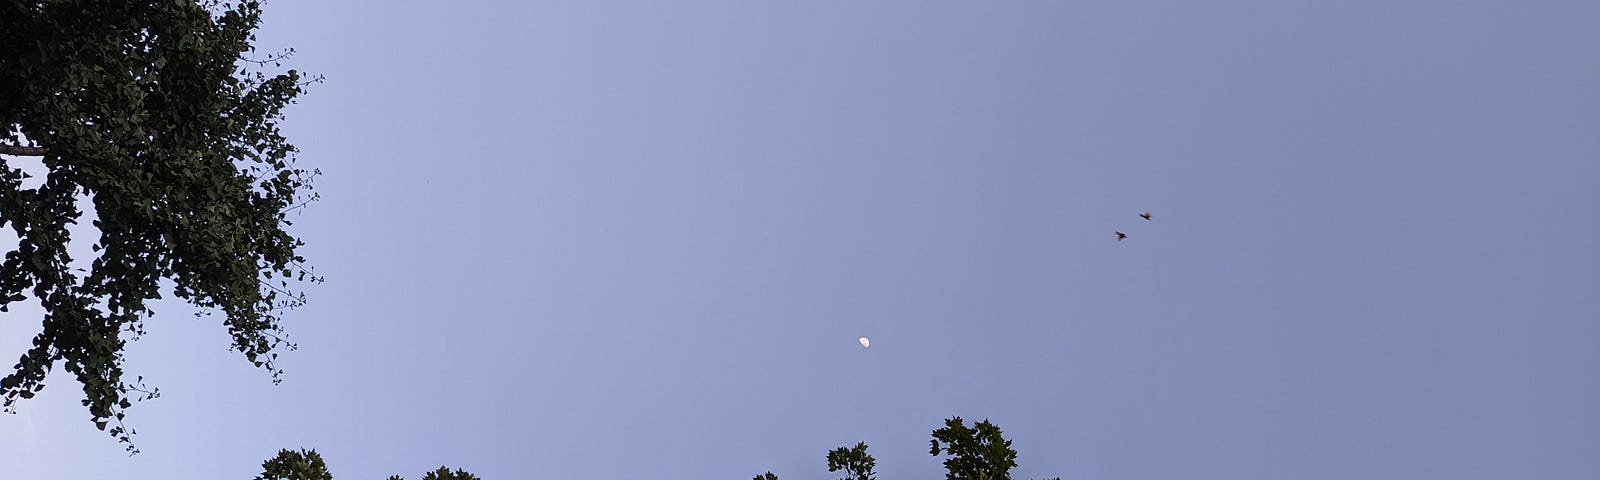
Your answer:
253;449;480;480
826;442;877;480
0;0;321;451
929;416;1019;480
254;449;333;480
755;416;1057;480
387;466;481;480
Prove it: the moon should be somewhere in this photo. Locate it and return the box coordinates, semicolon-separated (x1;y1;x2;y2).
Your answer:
858;337;870;348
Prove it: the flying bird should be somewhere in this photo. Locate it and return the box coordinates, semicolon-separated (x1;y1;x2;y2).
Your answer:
1140;212;1152;221
1115;231;1127;241
858;337;871;348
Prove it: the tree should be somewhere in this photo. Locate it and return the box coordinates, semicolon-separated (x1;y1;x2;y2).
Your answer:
0;0;321;452
255;449;333;480
387;466;482;480
754;417;1058;480
929;417;1019;480
253;450;478;480
826;442;877;480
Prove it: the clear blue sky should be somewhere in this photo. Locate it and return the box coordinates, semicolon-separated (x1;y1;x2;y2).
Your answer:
3;1;1598;478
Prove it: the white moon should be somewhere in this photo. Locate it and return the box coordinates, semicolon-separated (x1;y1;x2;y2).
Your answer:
858;337;870;348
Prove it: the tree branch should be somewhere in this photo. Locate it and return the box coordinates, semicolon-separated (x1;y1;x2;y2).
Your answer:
0;144;47;156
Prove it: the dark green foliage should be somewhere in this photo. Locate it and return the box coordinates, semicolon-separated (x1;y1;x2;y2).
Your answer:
929;417;1019;480
756;417;1058;480
254;449;333;480
0;0;320;452
388;466;481;480
826;442;877;480
421;467;482;480
257;450;479;480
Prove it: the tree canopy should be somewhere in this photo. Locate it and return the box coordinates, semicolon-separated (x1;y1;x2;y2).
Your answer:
758;416;1056;480
255;449;333;480
929;417;1020;480
826;442;877;480
254;449;480;480
388;467;483;480
0;0;320;451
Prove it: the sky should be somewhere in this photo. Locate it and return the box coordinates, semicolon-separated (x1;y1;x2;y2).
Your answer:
2;1;1599;478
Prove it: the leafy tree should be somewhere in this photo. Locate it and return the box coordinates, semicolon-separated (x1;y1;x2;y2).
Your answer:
387;466;482;480
755;417;1060;480
0;0;321;451
254;449;333;480
929;416;1019;480
254;449;479;480
826;442;877;480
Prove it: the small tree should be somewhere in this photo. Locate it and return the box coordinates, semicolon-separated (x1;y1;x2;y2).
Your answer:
253;449;479;480
826;442;877;480
929;416;1019;480
255;449;333;480
386;466;480;480
755;416;1057;480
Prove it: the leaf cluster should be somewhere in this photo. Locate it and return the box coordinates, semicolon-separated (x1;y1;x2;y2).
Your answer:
254;448;333;480
0;0;321;452
760;417;1053;480
388;467;482;480
826;442;877;480
929;417;1019;480
254;449;480;480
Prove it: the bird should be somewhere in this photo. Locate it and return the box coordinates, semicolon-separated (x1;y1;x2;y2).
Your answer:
1115;231;1127;241
1139;212;1152;221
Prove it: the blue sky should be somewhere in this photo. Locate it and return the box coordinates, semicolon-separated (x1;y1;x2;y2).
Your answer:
2;1;1598;478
